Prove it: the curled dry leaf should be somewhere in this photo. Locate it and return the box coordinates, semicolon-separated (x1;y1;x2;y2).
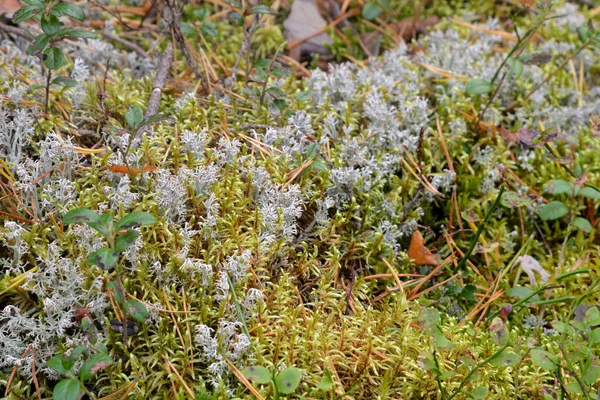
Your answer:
520;52;552;66
0;0;22;19
283;0;333;61
517;255;550;286
408;230;440;266
520;0;535;9
389;16;440;43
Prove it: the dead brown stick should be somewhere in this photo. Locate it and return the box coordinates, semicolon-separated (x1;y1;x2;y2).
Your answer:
164;0;204;81
98;30;148;59
137;41;172;136
145;42;172;119
0;21;31;39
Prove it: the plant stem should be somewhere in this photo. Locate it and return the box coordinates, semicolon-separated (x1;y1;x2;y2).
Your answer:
454;186;504;272
44;68;52;115
227;274;250;338
446;342;510;400
432;350;447;399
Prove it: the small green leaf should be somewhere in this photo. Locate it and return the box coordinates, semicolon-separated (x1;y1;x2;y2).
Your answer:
578;186;600;200
41;14;60;36
490;351;520;367
362;3;382;20
419;307;440;334
543;179;574;195
115;230;139;252
471;386;488;400
242;365;271;384
44;47;65;70
57;27;97;38
22;0;45;6
124;298;149;323
180;21;196;36
296;91;310;102
12;5;43;24
505;57;523;79
200;21;218;37
506;286;540;302
419;357;439;373
27;34;50;55
275;368;302;394
530;349;558;371
249;5;278;15
489;317;509;346
46;354;67;374
501;191;533;208
465;78;493;95
273;98;287;111
538;201;568;221
572;217;593;233
52;77;76;87
583;306;600;327
63;208;101;225
50;2;85;21
590;329;600;344
306;142;320;158
87;248;119;270
68;346;86;362
461;210;480;222
106;281;124;304
460;284;476;301
315;370;334;391
583;366;600;385
253;59;269;69
79;353;113;381
308;159;329;173
125;105;144;129
266;86;285;99
115;211;156;231
52;378;82;400
192;8;210;20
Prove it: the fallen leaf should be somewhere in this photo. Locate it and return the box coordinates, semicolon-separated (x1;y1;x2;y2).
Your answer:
0;0;22;19
389;16;440;43
517;255;550;286
499;124;519;145
408;230;440;266
520;52;552;66
283;0;333;61
520;0;535;9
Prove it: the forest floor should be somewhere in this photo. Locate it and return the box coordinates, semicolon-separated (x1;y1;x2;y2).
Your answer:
1;0;600;399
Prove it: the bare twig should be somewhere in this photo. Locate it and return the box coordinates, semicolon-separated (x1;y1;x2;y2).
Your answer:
143;41;173;124
88;0;137;31
98;31;148;59
164;0;204;81
229;13;258;89
0;21;31;39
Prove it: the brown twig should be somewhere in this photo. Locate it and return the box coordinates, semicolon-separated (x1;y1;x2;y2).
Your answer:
98;31;148;59
0;21;31;39
164;0;204;81
145;41;172;119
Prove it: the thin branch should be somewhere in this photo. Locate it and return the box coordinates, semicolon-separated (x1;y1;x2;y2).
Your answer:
98;30;148;59
0;21;31;39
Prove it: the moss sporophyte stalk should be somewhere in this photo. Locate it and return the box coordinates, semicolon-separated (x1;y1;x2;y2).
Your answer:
1;0;600;399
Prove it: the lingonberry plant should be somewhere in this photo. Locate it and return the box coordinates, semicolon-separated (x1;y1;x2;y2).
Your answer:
12;0;96;113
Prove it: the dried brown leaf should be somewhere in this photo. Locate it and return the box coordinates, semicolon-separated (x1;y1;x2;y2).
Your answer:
408;230;440;266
